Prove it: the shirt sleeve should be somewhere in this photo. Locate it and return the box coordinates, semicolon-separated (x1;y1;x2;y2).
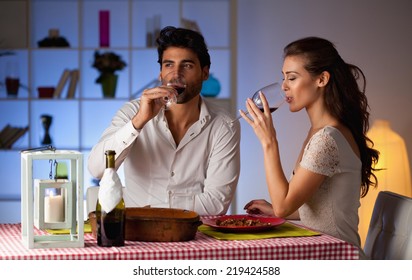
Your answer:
195;120;241;215
87;101;140;179
300;129;339;177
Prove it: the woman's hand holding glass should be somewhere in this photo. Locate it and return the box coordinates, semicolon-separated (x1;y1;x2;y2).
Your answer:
230;82;286;126
239;89;282;145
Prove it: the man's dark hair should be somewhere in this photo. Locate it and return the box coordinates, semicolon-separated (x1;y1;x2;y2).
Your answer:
156;26;211;69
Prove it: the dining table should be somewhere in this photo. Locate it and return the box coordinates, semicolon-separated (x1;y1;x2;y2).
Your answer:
0;217;359;260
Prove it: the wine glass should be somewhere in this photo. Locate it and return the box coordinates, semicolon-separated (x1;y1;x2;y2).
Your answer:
229;82;286;125
160;71;187;109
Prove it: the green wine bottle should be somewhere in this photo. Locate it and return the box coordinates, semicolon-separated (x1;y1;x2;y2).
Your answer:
96;150;125;247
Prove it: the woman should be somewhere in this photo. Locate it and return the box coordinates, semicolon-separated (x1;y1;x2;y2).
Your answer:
241;37;379;259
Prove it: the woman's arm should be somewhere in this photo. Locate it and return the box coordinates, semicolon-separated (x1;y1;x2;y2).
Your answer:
240;93;327;218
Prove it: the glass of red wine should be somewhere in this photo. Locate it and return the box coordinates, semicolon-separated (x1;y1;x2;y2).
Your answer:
160;71;186;110
230;82;286;125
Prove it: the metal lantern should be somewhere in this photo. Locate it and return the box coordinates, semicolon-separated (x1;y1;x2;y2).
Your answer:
21;148;84;249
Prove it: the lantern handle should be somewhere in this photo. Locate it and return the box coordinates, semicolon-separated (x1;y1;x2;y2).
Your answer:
20;145;56;153
49;159;54;179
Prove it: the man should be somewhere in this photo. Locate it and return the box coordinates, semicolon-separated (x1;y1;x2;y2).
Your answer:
88;26;240;215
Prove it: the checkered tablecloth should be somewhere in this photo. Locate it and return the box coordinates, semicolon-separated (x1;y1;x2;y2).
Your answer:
0;221;359;260
0;223;117;260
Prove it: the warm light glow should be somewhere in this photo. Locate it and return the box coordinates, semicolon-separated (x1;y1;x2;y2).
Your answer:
359;120;412;247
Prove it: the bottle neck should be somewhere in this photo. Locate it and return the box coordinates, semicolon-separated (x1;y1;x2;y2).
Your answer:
105;150;116;169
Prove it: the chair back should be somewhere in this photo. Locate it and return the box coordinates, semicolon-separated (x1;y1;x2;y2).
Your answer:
364;191;412;259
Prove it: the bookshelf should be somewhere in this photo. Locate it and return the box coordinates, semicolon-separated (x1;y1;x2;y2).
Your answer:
0;0;237;222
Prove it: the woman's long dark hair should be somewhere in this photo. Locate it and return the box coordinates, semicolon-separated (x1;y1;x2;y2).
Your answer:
284;37;379;197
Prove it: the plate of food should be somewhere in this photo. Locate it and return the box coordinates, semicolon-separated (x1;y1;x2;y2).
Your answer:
201;215;285;233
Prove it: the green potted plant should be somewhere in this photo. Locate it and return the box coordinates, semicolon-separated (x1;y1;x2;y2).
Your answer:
92;50;127;98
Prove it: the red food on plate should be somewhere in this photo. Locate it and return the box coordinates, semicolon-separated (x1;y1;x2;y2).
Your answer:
202;215;285;233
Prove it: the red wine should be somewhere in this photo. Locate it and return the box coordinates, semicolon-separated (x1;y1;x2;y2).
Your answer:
173;85;185;95
96;210;125;247
259;107;278;113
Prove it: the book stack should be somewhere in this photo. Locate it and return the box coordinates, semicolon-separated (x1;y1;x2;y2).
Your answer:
0;124;29;149
53;69;80;99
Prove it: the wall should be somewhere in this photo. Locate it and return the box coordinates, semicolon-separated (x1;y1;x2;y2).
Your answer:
2;0;411;222
235;0;412;213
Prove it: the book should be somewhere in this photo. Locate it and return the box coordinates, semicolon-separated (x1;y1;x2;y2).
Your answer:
0;125;29;149
3;126;29;149
0;124;12;147
53;69;71;98
66;69;79;99
181;18;201;33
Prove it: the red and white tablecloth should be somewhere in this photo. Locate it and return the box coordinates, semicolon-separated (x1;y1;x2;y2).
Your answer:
0;223;117;260
0;222;358;260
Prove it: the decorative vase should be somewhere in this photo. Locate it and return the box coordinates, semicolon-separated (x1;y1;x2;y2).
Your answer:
100;73;118;98
201;73;221;97
40;114;53;145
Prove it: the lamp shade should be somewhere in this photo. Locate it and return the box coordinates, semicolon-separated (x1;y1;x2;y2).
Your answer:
359;120;412;246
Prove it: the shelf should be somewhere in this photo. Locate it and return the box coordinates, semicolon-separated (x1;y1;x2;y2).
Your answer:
0;0;236;222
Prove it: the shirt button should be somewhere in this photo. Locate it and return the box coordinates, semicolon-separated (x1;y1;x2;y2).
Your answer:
171;171;175;177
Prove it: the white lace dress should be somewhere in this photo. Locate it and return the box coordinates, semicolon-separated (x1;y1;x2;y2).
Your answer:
298;126;366;259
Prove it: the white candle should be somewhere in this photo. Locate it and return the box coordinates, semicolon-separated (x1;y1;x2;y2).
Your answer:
44;193;64;223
